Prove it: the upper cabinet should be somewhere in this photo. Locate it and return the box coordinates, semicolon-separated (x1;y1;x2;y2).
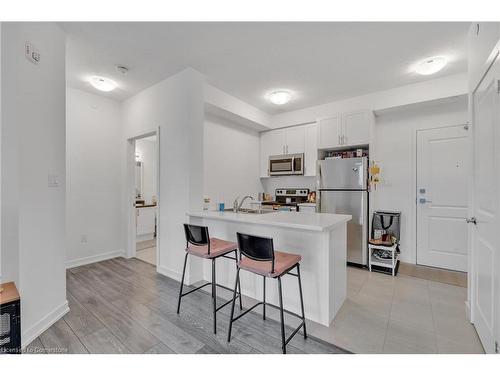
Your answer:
285;126;306;154
318;110;372;149
318;115;341;149
468;22;500;92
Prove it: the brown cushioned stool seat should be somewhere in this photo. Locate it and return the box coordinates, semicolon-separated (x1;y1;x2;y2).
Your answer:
187;238;237;259
238;251;301;278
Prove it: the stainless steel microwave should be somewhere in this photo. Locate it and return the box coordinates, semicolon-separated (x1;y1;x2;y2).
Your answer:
268;153;304;176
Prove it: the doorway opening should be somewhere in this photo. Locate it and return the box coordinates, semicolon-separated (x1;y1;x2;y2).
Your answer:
126;130;160;267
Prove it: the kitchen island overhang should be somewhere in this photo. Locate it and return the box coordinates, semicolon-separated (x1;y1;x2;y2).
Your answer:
186;211;351;326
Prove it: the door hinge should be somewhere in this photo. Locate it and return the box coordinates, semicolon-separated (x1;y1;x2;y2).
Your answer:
495;341;499;353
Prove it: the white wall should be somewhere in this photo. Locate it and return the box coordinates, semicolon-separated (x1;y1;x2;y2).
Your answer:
66;87;124;268
1;22;67;345
122;68;205;284
271;73;467;128
371;97;468;264
135;137;157;204
204;113;263;209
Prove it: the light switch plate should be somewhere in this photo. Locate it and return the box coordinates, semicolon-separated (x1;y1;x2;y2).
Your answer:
48;174;59;188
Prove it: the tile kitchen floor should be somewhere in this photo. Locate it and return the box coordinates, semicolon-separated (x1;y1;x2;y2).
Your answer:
305;266;484;354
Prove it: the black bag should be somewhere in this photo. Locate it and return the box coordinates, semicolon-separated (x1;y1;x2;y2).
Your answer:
371;211;401;243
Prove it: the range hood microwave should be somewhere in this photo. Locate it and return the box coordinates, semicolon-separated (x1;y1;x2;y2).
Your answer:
268;153;304;176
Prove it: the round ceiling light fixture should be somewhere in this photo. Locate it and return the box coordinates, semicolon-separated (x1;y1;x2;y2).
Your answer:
89;76;117;92
414;56;448;75
267;90;292;105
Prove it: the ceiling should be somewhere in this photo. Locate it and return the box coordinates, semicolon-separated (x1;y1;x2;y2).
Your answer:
62;22;470;114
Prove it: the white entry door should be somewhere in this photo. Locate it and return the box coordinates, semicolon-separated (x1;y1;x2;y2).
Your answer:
416;125;469;271
471;69;500;353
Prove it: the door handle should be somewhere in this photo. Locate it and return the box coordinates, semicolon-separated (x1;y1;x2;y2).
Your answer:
466;217;477;225
352;168;359;172
419;198;432;204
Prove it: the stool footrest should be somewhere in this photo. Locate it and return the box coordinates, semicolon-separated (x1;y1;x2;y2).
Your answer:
229;301;303;323
285;322;305;346
181;282;241;309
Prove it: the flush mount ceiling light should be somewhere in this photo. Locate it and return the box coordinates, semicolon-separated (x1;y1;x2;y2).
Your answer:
414;56;448;75
89;76;117;92
267;90;292;105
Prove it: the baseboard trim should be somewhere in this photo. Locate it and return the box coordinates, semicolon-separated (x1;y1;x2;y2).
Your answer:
22;300;69;348
157;265;181;282
66;249;125;269
465;299;472;321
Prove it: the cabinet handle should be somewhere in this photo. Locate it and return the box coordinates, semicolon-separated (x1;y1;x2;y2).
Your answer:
338;135;341;145
344;135;347;144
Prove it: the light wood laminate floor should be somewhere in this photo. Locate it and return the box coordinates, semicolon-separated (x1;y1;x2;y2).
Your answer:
26;257;347;354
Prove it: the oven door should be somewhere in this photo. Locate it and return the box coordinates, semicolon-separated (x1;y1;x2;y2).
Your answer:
269;156;294;175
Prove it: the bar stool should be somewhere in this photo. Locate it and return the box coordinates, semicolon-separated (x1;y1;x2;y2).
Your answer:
227;232;307;354
177;224;242;334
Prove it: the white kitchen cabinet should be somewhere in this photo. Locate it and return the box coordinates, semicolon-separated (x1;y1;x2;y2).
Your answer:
304;123;318;176
317;115;341;149
136;206;156;238
318;110;371;149
260;128;286;177
468;22;500;92
342;110;371;146
285;126;305;154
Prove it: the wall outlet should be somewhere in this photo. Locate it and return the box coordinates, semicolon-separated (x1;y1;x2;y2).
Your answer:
80;234;88;243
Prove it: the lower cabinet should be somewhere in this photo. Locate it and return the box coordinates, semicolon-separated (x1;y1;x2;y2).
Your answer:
136;206;156;238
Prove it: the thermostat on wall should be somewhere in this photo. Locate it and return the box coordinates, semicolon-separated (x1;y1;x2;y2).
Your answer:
25;41;41;64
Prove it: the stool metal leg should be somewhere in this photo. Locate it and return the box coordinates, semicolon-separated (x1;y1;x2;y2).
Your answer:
277;276;286;354
227;267;240;342
177;252;189;314
262;276;266;320
212;258;217;334
297;264;307;339
234;250;243;310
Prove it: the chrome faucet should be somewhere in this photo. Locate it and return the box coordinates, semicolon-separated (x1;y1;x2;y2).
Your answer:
233;195;254;212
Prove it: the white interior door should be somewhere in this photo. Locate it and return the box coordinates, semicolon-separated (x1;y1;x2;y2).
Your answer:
416;125;469;272
471;72;500;353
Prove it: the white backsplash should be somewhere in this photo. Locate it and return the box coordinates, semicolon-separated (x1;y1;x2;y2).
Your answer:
260;176;317;197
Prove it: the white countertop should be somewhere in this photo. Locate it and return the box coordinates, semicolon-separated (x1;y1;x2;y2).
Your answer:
187;210;351;232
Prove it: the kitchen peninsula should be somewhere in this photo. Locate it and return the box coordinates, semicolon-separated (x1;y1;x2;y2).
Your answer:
187;210;351;326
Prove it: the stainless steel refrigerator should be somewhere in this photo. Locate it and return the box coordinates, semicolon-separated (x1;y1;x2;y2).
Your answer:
317;157;368;266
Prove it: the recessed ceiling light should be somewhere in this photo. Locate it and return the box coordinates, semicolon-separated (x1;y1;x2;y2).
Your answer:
89;76;117;92
268;90;292;105
415;56;447;75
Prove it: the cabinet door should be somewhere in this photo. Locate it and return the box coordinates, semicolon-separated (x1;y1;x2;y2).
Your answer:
137;207;156;236
260;128;286;177
304;123;318;176
285;125;305;154
317;116;341;149
342;110;370;146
